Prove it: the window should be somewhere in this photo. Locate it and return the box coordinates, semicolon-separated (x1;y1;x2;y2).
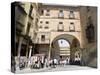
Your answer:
44;26;49;29
70;11;73;13
69;22;75;31
60;10;63;12
45;21;49;24
40;21;43;24
70;22;74;24
46;9;50;16
59;22;63;24
58;10;64;18
47;10;50;12
69;10;75;19
58;24;64;31
41;35;45;41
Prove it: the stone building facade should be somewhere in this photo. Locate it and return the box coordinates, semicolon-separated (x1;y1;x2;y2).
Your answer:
11;2;42;70
80;6;97;67
12;2;97;69
35;4;82;60
34;4;97;67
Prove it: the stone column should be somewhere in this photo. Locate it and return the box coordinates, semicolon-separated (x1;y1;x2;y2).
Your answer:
81;48;86;66
28;46;32;67
48;43;51;59
17;37;23;70
25;40;29;68
26;40;29;58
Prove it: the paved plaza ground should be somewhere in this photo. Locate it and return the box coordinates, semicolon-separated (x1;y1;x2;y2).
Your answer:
15;65;96;73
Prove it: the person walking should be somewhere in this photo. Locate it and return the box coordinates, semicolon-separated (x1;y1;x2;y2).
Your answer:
41;56;44;68
54;58;58;68
52;59;55;68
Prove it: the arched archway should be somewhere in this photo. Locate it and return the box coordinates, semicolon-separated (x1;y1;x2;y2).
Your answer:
49;34;81;64
51;39;70;59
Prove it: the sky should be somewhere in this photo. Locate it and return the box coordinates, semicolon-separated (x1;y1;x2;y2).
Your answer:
58;39;70;47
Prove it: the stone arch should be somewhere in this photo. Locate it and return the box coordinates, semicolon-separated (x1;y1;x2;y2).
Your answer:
51;34;80;46
50;34;81;60
50;32;82;48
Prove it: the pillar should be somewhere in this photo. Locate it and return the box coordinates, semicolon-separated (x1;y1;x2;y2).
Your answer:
28;46;32;67
24;40;29;68
17;37;23;70
48;43;51;59
26;40;29;58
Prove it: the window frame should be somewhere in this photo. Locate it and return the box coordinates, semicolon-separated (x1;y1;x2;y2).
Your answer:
40;21;43;24
57;24;64;31
69;10;75;19
58;10;64;18
41;35;45;41
44;26;49;29
69;22;75;32
45;21;49;24
59;22;63;24
46;9;50;16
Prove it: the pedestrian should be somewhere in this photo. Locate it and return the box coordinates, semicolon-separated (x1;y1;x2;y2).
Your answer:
41;56;44;68
66;56;70;65
52;59;55;68
67;57;70;65
54;58;57;68
49;59;52;67
44;58;48;68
